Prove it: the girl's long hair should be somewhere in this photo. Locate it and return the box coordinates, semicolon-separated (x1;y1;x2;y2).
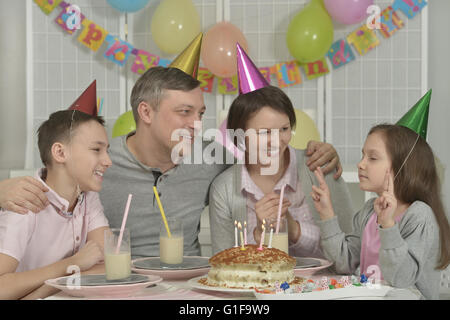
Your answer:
369;124;450;269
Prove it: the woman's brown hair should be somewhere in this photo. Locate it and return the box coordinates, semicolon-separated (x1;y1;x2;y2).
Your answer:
369;124;450;269
226;86;296;148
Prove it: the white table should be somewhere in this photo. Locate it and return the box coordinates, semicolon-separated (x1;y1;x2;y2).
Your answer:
44;273;422;300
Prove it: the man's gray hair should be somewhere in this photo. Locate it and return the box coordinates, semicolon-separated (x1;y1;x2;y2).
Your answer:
130;66;200;125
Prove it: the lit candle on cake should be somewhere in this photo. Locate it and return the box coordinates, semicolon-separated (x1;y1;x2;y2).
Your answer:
244;221;247;245
234;220;238;247
258;219;266;251
238;222;245;250
268;224;274;248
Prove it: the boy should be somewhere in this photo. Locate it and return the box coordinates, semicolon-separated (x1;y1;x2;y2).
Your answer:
0;93;112;299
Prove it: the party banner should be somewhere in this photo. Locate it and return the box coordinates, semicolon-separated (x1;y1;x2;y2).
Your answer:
131;49;160;75
34;0;63;15
34;0;427;95
326;39;356;69
392;0;427;19
378;6;404;38
78;19;108;52
104;35;134;66
218;76;238;95
198;68;214;93
302;58;330;80
347;25;380;56
55;2;85;34
271;61;302;88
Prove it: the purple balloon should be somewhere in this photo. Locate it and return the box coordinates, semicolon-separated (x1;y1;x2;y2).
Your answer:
324;0;373;25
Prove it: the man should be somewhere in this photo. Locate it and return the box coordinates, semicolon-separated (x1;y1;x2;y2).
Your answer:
0;37;342;258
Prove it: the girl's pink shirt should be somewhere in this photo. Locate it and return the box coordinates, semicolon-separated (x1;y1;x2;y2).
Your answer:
360;211;405;279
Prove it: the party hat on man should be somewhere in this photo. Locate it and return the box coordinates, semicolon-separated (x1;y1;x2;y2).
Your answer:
169;33;203;79
236;43;270;95
396;89;431;140
68;80;97;116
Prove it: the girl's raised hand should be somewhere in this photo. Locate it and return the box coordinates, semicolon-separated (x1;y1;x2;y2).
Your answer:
310;167;335;220
374;170;397;228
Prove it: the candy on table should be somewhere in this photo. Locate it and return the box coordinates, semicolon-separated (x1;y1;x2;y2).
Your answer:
360;274;368;284
274;281;284;293
293;285;303;293
320;276;329;290
280;281;290;292
339;276;352;287
351;275;361;286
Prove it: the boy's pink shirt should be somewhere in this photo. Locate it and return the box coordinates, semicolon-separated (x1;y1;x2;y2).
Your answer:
360;211;405;279
0;169;109;272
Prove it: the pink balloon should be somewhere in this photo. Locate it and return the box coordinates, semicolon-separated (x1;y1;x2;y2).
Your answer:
201;22;248;78
324;0;373;25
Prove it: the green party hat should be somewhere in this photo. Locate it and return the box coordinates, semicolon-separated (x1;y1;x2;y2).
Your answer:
396;89;431;140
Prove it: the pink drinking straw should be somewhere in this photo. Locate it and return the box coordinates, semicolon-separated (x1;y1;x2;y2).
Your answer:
275;185;286;234
115;194;133;254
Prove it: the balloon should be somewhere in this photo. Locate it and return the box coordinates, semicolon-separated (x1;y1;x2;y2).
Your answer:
151;0;201;55
107;0;150;13
286;0;334;63
112;111;136;138
289;109;321;149
324;0;373;25
201;22;248;78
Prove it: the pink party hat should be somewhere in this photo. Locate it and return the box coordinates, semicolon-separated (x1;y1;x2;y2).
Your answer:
236;43;270;95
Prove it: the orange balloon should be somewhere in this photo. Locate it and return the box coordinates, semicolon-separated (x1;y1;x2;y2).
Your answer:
201;22;248;78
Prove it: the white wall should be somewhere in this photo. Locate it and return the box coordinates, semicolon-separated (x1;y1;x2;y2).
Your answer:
0;1;26;179
428;1;450;216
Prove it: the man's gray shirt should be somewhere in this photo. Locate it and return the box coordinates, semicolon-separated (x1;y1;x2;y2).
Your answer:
100;133;228;259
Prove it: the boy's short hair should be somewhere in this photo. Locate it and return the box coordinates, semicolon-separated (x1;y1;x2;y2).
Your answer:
129;66;201;125
37;110;105;167
227;86;297;142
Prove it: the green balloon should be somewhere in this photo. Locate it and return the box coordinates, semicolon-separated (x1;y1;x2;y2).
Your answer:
286;0;334;63
112;110;136;138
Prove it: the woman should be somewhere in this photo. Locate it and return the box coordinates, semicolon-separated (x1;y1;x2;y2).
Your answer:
209;85;354;256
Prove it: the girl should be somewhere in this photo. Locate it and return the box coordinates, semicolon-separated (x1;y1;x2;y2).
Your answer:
209;85;354;257
311;124;450;300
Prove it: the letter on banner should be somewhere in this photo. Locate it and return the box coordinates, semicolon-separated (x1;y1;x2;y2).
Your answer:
326;39;356;69
347;25;380;56
198;68;214;93
78;19;108;52
104;35;134;66
34;0;62;15
55;2;85;34
378;6;404;38
392;0;427;19
130;49;160;75
258;67;272;84
218;76;238;95
158;58;172;68
270;61;302;88
303;58;330;80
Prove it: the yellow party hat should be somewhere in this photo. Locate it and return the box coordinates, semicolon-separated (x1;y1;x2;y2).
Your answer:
169;33;203;79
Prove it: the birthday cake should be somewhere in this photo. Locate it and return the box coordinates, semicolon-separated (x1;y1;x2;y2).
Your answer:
200;244;298;289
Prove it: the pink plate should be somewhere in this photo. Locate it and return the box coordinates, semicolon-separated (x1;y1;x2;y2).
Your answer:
294;258;333;277
45;274;162;298
131;256;210;280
